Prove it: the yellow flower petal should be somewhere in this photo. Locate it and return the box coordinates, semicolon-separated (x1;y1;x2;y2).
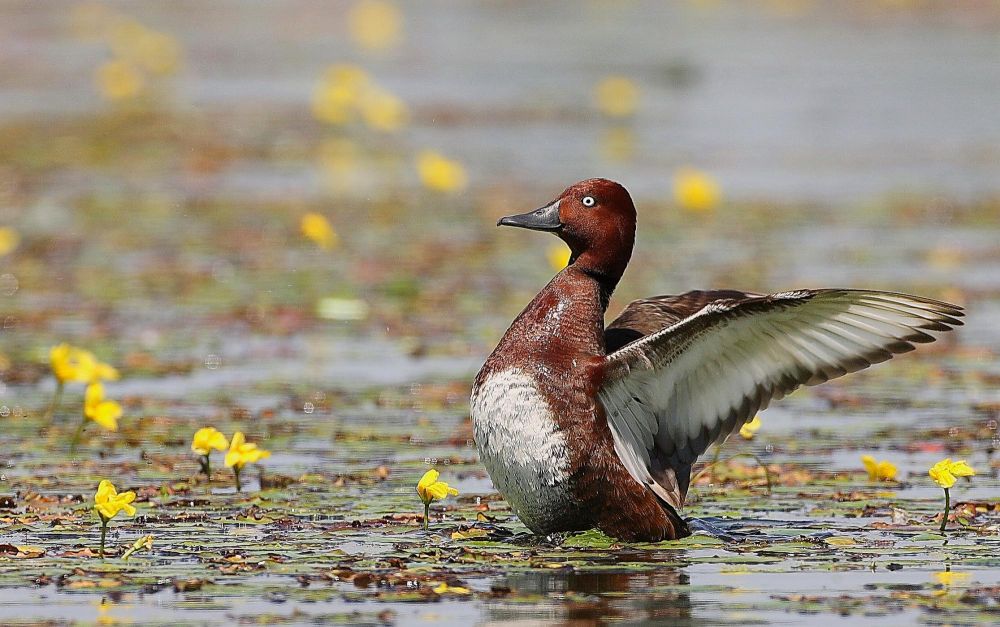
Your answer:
301;213;339;249
89;400;122;431
0;226;20;256
948;460;975;478
594;76;639;118
416;151;467;193
739;415;761;440
349;0;403;53
673;167;721;213
192;427;229;455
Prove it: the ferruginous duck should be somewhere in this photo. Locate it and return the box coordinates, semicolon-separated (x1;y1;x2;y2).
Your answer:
470;178;963;542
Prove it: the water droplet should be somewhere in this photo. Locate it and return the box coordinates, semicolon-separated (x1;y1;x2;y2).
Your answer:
0;274;17;296
987;420;998;431
949;427;959;438
204;354;221;369
466;439;474;448
303;402;314;414
0;474;5;481
0;406;9;417
764;444;774;454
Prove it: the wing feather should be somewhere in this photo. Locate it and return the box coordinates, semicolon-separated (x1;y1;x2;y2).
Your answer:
597;289;963;507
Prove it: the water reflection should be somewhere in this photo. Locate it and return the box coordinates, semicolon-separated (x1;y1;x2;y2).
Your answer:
492;569;692;625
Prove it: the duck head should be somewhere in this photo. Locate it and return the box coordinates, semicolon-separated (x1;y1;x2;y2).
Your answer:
498;178;636;282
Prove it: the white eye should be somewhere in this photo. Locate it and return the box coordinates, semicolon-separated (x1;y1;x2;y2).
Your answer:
582;196;596;207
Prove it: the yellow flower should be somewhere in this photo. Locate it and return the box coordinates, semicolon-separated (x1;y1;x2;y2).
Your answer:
191;427;229;456
0;226;20;256
96;59;145;101
94;479;136;522
416;151;467;193
301;213;339;249
311;64;370;125
673;167;721;213
416;468;458;505
360;87;408;132
51;344;98;384
739;415;762;440
594;76;639;118
928;458;975;489
349;0;403;53
224;431;271;470
84;382;123;431
432;582;471;595
547;244;571;272
861;455;897;481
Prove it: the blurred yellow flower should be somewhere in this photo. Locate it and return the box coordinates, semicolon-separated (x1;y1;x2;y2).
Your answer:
361;87;408;132
417;468;458;530
599;126;636;163
50;344;98;384
84;382;123;431
349;0;403;53
594;76;639;118
225;431;271;470
739;415;761;440
0;227;20;256
96;58;145;100
547;244;571;272
311;64;370;125
94;479;136;522
416;151;467;193
191;427;229;456
929;458;975;489
301;213;339;249
934;570;969;586
673;167;721;213
51;344;118;387
861;455;897;481
432;582;471;595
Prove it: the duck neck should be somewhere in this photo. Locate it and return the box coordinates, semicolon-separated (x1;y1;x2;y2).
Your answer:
569;248;630;313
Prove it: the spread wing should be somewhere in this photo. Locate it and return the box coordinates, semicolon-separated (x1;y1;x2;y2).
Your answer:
605;290;762;353
597;289;964;509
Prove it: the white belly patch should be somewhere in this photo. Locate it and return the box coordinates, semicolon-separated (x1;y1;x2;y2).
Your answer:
470;368;574;534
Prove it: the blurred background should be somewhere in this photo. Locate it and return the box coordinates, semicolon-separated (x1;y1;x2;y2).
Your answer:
1;2;999;623
1;0;999;381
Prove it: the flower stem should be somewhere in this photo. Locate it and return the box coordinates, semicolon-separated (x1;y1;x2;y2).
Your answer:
940;487;950;534
199;455;211;480
423;503;430;531
234;466;242;492
99;520;108;558
43;380;64;424
69;418;86;453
